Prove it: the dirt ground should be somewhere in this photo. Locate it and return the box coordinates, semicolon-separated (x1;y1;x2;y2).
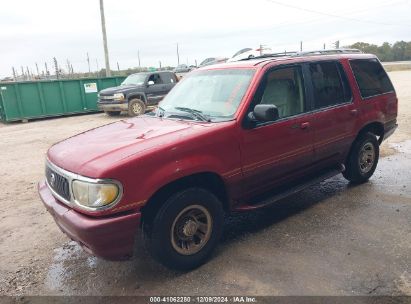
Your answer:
0;71;410;296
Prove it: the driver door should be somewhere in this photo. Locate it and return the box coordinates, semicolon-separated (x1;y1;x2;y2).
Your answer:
146;73;166;105
239;65;315;197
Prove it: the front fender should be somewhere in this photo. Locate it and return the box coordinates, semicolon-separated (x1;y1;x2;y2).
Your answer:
139;153;228;201
127;92;147;103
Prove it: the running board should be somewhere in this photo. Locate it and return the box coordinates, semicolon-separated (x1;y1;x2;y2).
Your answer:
234;165;344;212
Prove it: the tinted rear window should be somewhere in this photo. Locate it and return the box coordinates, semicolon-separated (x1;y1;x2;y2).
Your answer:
350;59;394;98
309;61;352;109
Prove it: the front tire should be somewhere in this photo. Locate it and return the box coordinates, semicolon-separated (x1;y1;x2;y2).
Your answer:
343;132;379;184
128;99;146;116
144;188;224;270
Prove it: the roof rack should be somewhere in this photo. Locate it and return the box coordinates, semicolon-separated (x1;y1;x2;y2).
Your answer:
239;48;362;61
239;51;298;61
294;48;362;56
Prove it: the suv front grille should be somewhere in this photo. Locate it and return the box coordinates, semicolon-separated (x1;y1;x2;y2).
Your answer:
45;166;70;201
99;95;117;103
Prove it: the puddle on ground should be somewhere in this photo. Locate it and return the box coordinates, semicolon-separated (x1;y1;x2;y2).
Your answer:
45;241;84;292
44;236;173;295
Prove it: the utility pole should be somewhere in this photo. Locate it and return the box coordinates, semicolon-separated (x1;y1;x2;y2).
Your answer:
159;61;162;69
99;0;111;77
300;41;303;52
334;40;340;49
87;52;91;73
53;57;59;79
117;62;120;71
12;67;17;81
35;63;40;77
66;59;71;78
176;43;180;65
138;50;141;68
44;62;49;79
323;43;326;50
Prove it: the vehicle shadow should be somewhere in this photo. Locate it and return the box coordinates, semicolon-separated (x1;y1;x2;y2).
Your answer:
220;175;355;244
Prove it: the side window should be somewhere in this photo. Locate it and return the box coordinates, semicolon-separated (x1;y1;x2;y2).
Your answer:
148;74;163;84
160;73;175;84
309;61;351;109
349;59;394;98
256;66;305;119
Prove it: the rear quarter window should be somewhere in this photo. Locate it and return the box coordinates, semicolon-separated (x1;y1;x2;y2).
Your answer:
349;59;394;98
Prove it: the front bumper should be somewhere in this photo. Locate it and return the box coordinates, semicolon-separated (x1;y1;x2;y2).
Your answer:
97;102;129;112
38;180;141;260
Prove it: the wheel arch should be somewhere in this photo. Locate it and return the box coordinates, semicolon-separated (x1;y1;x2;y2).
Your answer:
140;171;229;228
345;121;384;164
128;93;147;103
357;121;385;144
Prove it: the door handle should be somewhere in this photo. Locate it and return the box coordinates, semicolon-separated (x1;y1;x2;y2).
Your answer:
350;109;358;116
300;122;310;129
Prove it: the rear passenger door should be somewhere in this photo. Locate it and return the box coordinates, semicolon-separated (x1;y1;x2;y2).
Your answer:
307;61;357;166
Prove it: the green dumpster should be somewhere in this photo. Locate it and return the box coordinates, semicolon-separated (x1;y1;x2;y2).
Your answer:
0;76;125;122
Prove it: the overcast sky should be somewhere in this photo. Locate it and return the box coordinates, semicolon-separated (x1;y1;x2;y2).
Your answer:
1;0;410;78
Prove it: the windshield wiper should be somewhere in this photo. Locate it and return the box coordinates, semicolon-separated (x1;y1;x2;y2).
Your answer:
157;106;166;117
174;107;211;122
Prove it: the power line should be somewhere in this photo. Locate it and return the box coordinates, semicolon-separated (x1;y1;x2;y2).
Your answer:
265;0;411;28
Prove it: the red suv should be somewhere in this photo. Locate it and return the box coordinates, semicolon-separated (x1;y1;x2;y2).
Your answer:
39;51;397;270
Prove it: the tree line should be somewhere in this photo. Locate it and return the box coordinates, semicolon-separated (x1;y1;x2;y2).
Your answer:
347;41;411;62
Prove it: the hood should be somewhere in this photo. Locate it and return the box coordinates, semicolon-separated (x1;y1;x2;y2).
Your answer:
48;116;208;177
99;84;144;95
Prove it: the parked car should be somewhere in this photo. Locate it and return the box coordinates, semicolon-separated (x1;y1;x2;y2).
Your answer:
199;57;228;67
227;47;272;62
97;71;178;116
173;64;193;73
39;52;397;270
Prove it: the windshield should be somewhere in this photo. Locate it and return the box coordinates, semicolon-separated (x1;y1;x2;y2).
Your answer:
159;69;255;121
121;74;146;86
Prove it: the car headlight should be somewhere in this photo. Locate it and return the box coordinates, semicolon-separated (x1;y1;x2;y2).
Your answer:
113;93;125;101
72;180;121;209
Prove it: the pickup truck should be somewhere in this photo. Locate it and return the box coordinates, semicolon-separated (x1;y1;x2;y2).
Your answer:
39;51;397;270
97;71;178;116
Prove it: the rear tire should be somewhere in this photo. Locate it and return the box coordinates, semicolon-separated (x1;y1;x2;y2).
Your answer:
143;188;224;270
343;132;379;184
104;111;121;116
128;99;146;116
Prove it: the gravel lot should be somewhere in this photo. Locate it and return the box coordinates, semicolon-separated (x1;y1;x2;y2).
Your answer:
0;71;410;296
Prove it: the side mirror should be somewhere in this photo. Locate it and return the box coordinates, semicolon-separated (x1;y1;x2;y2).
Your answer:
252;104;279;122
147;80;155;86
